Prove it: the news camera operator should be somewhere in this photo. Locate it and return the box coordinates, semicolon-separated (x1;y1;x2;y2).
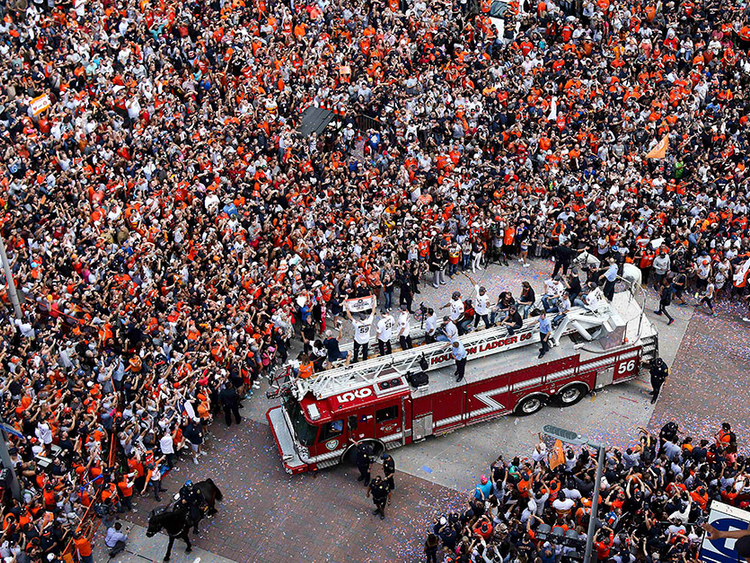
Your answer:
435;316;459;343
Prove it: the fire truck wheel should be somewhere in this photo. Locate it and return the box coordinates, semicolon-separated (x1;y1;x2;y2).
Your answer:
555;384;588;407
514;394;545;416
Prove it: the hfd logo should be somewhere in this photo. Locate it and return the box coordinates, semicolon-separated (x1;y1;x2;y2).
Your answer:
336;388;373;403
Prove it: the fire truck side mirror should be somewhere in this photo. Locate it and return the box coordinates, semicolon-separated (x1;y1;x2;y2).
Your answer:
348;415;358;431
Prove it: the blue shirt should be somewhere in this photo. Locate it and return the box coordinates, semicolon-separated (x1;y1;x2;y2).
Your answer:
604;264;618;282
539;316;551;335
474;481;493;500
452;341;467;361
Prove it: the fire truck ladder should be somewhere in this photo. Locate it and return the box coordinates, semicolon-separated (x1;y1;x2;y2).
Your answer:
293;300;617;401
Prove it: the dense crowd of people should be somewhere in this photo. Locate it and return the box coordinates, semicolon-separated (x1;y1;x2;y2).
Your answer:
0;0;749;557
425;423;742;563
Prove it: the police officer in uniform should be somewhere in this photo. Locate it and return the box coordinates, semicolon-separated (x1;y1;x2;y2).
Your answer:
178;480;204;533
382;453;395;491
367;476;391;520
649;357;669;404
352;439;375;485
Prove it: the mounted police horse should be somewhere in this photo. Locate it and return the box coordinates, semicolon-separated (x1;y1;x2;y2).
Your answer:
573;251;642;293
146;478;223;561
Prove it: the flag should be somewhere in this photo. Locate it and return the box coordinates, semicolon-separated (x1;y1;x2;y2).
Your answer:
549;439;566;470
645;134;669;159
548;96;558;122
733;257;750;288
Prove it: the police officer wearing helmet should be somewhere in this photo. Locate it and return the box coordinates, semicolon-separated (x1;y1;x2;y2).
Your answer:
178;480;203;533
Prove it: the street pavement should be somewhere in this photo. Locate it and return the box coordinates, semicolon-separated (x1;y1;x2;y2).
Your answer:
108;257;747;563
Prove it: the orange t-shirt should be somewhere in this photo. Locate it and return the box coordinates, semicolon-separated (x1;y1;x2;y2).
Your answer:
74;537;92;557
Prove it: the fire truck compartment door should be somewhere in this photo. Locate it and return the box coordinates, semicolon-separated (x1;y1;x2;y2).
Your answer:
595;366;615;389
413;414;433;441
350;408;375;441
374;401;403;443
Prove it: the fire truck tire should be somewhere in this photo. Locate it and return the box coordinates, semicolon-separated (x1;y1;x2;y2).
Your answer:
340;440;385;466
555;383;588;406
514;394;546;416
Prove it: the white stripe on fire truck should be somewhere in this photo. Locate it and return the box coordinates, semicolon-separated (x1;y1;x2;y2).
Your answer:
434;414;463;428
306;449;346;463
546;368;576;382
380;432;403;443
582;358;613;370
512;377;543;391
469;406;511;418
472;385;509;413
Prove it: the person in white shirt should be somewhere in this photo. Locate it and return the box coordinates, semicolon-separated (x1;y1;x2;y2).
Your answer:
159;427;175;469
473;285;491;329
397;305;413;350
435;316;459;343
441;291;466;334
552;292;571;327
376;312;395;356
424;308;438;343
552;491;575;516
348;302;376;362
542;277;564;312
35;422;53;446
697;278;715;315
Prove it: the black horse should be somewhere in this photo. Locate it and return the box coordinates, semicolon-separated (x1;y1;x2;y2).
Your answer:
146;479;223;561
188;478;224;520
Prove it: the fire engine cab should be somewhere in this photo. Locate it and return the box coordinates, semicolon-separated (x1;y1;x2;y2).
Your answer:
266;291;658;474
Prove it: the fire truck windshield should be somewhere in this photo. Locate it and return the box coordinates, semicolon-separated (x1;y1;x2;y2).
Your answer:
283;397;318;447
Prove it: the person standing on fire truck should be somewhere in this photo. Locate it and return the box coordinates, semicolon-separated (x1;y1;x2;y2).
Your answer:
441;292;466;334
376;311;395;356
397;304;413;350
452;340;468;382
473;286;492;330
348;302;376;363
538;311;551;359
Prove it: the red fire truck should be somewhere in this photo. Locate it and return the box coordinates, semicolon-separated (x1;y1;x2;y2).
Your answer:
266;291;658;474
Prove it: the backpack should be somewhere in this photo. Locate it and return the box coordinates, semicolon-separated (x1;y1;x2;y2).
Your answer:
419;355;429;371
407;370;429;388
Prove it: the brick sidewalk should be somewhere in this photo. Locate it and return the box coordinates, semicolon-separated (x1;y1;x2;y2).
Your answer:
649;306;750;448
123;416;466;563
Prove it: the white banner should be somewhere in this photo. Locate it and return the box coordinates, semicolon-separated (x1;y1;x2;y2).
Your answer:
733;257;750;287
30;94;51;116
345;295;376;313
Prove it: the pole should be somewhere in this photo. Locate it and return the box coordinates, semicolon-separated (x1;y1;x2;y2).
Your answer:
0;418;20;500
584;443;605;563
0;235;22;320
